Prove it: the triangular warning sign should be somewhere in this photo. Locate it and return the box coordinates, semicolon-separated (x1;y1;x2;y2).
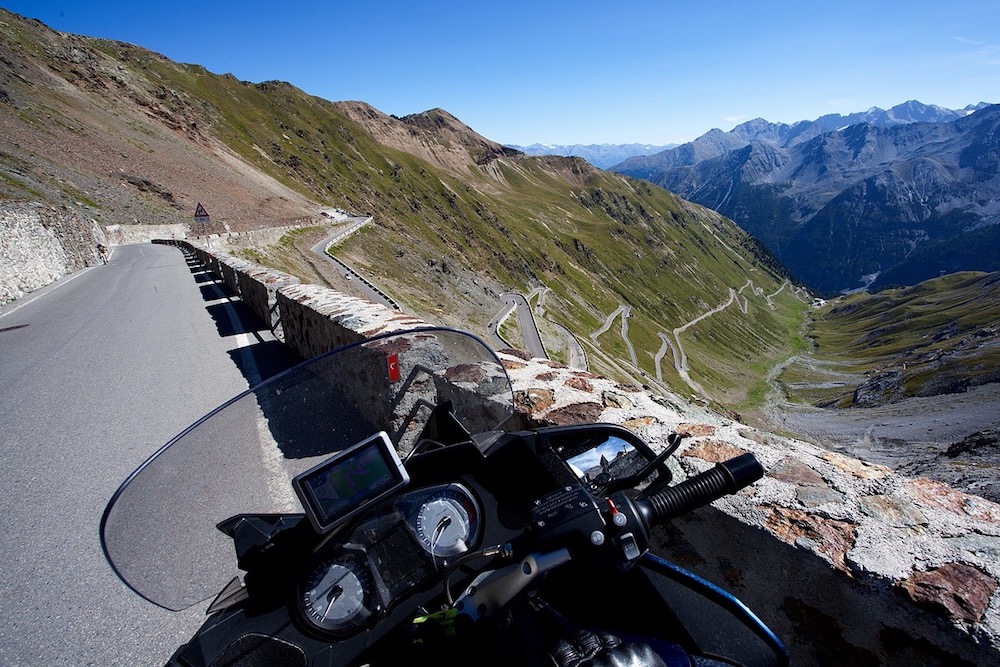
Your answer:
194;203;210;220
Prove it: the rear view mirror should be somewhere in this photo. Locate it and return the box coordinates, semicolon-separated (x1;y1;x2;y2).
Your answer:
540;424;671;494
566;434;646;485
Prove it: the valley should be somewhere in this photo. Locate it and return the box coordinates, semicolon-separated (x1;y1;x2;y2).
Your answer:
757;376;1000;503
780;272;1000;409
747;271;1000;501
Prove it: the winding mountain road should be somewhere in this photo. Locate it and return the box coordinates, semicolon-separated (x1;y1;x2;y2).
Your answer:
581;275;807;397
310;216;400;309
665;288;738;395
489;291;547;358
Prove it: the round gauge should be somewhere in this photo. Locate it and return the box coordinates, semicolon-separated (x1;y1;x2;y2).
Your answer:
416;494;473;558
300;554;373;634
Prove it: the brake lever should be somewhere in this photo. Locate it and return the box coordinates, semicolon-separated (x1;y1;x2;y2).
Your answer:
452;548;571;621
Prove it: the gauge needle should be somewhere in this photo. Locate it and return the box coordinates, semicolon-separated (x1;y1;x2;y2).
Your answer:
432;516;452;552
321;584;343;621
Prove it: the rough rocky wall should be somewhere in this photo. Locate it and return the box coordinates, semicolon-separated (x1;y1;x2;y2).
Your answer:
276;283;427;359
0;211;306;307
165;238;1000;666
0;201;106;305
103;223;189;245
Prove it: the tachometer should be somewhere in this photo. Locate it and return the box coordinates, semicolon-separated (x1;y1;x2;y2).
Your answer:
414;485;478;558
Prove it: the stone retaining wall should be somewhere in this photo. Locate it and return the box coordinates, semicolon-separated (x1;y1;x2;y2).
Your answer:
1;202;106;305
160;238;1000;665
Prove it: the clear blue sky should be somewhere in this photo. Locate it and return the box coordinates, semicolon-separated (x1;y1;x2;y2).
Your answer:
4;1;997;145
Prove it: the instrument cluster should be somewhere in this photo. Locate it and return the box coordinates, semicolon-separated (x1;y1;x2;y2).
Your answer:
297;483;480;636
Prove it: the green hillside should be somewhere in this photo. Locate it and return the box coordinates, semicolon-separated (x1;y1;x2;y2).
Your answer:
777;272;1000;407
0;9;809;409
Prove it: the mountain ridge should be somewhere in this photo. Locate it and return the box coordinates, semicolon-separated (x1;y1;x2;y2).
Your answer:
615;100;990;174
507;142;675;169
336;102;524;179
614;101;1000;293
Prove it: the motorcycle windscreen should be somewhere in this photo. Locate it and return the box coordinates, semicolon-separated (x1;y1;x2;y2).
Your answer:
100;327;514;611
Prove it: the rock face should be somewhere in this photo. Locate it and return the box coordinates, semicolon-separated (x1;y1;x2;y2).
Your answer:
900;562;998;623
899;428;1000;504
852;369;904;407
1;202;106;304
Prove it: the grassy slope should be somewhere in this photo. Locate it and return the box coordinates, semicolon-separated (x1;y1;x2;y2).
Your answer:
1;12;809;408
123;40;996;414
778;272;1000;407
178;67;810;404
124;39;814;407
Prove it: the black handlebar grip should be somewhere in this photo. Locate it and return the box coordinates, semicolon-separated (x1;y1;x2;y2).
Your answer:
637;453;764;526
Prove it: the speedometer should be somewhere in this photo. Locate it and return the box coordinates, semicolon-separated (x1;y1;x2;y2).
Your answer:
414;485;479;558
299;550;375;635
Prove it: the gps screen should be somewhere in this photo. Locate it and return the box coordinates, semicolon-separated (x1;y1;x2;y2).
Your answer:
293;432;409;532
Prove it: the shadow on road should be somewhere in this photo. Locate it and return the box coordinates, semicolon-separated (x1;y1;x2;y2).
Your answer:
178;248;302;389
197;283;223;302
207;301;266;337
227;340;302;388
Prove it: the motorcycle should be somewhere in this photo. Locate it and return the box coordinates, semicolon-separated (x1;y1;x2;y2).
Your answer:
101;326;788;666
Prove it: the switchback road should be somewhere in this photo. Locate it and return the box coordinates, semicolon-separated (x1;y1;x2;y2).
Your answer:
492;291;546;358
310;218;400;309
0;243;299;665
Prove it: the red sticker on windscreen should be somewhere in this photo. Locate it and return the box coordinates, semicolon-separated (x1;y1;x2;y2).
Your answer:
387;353;401;382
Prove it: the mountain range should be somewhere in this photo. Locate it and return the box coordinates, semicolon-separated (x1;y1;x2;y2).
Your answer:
506;143;675;169
613;101;999;294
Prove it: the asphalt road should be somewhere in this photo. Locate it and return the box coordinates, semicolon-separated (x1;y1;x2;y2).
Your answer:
490;292;547;358
0;244;299;665
310;218;400;310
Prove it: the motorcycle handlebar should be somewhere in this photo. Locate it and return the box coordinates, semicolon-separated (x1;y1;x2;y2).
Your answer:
635;453;763;527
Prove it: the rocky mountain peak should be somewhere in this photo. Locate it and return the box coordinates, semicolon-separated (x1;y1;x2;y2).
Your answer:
401;107;466;131
615;102;1000;293
334;102;519;174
